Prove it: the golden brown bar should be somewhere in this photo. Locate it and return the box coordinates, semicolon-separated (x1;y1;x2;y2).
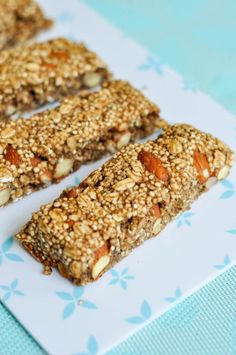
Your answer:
16;124;234;285
0;0;52;50
0;80;166;206
0;38;110;117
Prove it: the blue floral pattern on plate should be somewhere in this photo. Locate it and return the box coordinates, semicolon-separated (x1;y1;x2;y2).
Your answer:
55;287;97;320
214;255;231;270
227;228;236;235
75;335;99;355
137;56;164;75
0;237;24;265
125;300;152;324
220;180;236;199
176;212;195;228
108;267;135;290
0;279;24;302
164;288;182;303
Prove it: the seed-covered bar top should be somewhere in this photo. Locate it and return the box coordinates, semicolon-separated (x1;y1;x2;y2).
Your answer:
0;0;52;51
16;124;234;285
0;80;166;207
0;38;110;117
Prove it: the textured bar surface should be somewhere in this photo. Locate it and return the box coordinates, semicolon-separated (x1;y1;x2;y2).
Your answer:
16;124;234;284
0;38;110;117
0;0;52;50
0;80;166;206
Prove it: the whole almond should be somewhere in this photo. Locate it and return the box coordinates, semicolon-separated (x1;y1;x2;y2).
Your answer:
94;243;109;261
217;165;230;180
50;51;69;61
151;204;161;218
83;72;102;88
0;188;11;207
92;255;110;279
193;148;210;183
138;150;169;181
92;242;110;279
54;158;73;179
4;145;20;166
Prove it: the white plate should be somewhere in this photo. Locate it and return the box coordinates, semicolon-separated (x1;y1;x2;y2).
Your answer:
0;1;236;354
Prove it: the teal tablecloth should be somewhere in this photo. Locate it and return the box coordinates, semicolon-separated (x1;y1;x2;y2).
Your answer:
1;266;236;355
1;1;236;354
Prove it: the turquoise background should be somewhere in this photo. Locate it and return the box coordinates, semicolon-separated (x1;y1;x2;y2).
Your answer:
1;1;236;354
84;0;236;115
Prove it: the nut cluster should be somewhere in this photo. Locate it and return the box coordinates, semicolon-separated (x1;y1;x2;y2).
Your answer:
0;80;165;207
16;124;234;285
0;0;52;51
0;37;110;117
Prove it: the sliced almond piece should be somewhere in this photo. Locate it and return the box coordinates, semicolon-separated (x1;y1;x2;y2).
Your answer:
138;150;169;181
206;176;217;189
117;132;131;149
0;188;11;207
92;256;110;279
213;150;226;168
4;145;20;166
83;72;102;88
151;204;161;218
1;127;16;139
92;243;110;279
0;167;13;183
54;158;73;179
152;218;162;234
193;148;210;183
217;165;230;180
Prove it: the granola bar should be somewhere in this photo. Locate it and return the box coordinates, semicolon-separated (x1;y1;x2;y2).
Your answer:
0;38;110;117
0;0;52;50
0;80;166;207
16;124;234;285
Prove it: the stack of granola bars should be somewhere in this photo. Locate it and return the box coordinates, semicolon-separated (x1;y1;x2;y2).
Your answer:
0;0;234;285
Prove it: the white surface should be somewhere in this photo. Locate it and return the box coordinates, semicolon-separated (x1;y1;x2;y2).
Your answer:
0;1;236;354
